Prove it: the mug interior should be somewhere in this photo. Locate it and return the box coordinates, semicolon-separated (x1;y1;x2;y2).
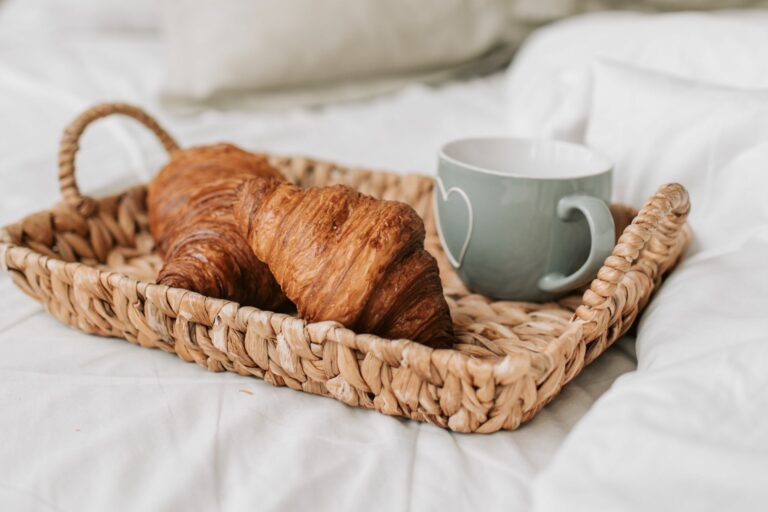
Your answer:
440;137;612;179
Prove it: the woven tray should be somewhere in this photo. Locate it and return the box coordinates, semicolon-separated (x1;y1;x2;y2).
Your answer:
0;104;691;433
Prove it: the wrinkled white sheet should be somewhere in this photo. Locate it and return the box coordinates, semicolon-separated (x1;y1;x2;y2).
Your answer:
530;63;768;512
505;10;768;143
507;18;768;512
0;3;637;511
4;3;767;511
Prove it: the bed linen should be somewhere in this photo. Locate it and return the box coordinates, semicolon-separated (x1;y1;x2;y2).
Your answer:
503;14;768;508
528;53;768;512
0;3;635;511
505;10;768;142
1;3;766;511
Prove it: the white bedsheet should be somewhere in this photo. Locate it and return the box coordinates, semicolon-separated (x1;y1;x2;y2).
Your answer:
5;3;768;511
0;3;637;511
504;12;768;512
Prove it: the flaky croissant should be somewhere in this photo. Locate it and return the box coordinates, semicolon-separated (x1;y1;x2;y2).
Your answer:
147;143;288;309
233;178;454;347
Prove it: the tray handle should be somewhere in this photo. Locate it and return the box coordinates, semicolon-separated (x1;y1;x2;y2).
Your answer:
58;102;180;216
576;182;690;347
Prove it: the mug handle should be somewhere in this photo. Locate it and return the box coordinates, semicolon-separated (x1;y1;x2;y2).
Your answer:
538;195;615;294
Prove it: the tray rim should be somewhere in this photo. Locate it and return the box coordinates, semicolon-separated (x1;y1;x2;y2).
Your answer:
0;182;581;375
0;172;691;383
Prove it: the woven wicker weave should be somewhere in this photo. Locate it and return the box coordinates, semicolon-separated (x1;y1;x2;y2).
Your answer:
0;103;691;433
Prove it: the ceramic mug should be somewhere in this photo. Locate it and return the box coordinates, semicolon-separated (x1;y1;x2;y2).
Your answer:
434;137;614;301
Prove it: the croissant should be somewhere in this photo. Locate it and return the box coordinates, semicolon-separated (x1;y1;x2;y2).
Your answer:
233;178;454;347
147;143;288;309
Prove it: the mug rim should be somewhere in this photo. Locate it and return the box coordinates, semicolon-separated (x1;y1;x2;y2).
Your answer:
439;136;613;180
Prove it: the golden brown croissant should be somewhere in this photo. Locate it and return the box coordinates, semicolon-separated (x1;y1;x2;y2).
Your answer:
147;143;288;309
233;178;454;347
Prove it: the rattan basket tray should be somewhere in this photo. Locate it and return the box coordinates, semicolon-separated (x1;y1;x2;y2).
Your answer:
0;104;691;433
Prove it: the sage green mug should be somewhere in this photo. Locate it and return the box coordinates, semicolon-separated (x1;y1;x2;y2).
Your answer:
434;137;614;301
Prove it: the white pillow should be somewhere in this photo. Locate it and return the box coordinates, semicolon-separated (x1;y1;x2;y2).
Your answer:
161;0;518;108
43;0;160;32
587;61;768;252
505;10;768;142
586;61;768;362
